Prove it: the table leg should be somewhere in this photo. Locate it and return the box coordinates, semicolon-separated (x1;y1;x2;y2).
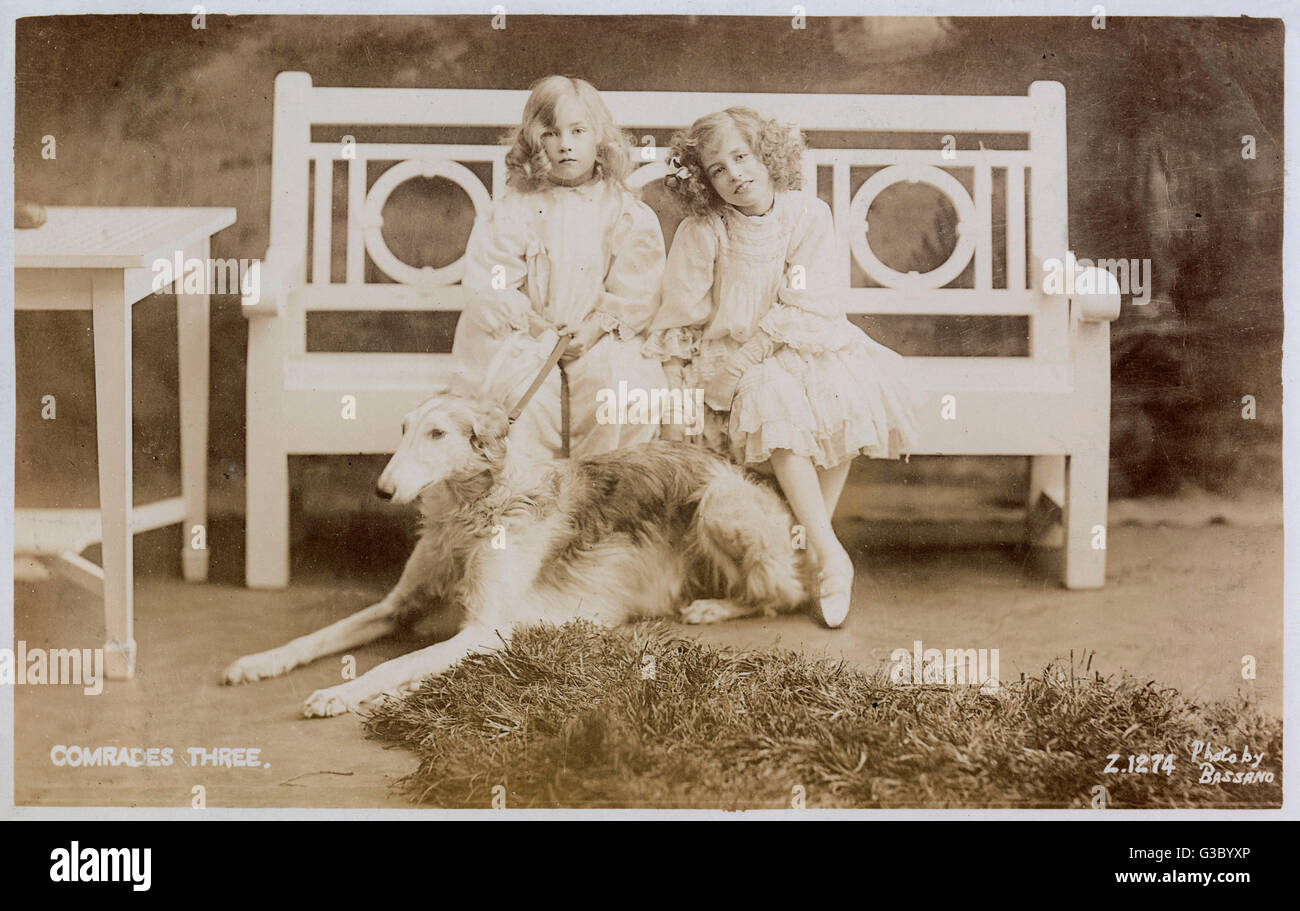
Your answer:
92;271;136;680
177;238;211;582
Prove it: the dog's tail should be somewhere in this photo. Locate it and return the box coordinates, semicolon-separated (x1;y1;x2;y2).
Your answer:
690;466;810;614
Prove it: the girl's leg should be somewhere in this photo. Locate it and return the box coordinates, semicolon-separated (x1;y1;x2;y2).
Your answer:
770;449;854;627
507;369;563;460
487;331;563;459
818;459;853;516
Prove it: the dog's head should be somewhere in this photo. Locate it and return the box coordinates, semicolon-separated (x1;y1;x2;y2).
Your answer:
376;385;511;505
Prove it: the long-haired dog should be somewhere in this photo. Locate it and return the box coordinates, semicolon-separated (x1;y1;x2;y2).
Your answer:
222;384;814;717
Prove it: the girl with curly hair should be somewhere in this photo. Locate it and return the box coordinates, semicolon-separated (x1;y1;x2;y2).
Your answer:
645;106;920;628
455;75;667;458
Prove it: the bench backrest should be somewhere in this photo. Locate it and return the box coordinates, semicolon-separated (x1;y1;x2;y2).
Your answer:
269;72;1070;365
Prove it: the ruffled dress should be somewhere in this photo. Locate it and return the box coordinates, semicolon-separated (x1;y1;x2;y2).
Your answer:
455;179;668;459
644;190;919;468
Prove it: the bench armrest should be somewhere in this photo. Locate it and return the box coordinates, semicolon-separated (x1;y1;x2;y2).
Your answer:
1070;265;1122;323
241;248;303;318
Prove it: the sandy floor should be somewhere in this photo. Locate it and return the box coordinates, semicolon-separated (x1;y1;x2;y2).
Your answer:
11;503;1281;809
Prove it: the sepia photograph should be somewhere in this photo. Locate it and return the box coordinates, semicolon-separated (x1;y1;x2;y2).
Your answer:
3;3;1291;818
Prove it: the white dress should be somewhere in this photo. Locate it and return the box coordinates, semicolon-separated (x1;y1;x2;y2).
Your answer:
644;190;919;468
455;179;668;459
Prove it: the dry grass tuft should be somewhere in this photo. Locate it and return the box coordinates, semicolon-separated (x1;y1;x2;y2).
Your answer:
363;621;1281;809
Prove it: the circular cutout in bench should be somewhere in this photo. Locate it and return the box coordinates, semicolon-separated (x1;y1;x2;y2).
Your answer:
362;157;492;287
848;163;975;292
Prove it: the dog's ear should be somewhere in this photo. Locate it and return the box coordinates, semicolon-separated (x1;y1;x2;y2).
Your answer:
470;405;510;462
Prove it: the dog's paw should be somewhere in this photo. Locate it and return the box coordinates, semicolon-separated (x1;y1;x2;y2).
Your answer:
221;649;294;685
303;685;360;718
303;683;391;718
680;598;738;625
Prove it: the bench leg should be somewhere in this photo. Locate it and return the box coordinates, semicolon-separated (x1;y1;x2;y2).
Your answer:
92;272;137;679
245;422;289;588
1026;454;1066;548
177;238;210;582
1064;450;1108;589
245;316;290;589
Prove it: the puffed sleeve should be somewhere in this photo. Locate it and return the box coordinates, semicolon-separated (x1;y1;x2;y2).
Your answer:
593;198;666;339
642;216;717;361
460;193;535;337
758;195;851;352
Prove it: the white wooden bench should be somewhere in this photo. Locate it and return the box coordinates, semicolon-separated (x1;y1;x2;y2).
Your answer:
244;72;1119;590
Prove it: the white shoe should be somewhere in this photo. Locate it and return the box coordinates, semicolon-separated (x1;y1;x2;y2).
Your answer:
817;564;854;629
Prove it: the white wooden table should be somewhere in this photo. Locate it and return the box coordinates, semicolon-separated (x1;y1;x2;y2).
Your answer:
15;207;237;679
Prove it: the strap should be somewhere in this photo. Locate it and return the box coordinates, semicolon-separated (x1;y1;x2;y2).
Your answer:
507;332;573;424
559;363;571;459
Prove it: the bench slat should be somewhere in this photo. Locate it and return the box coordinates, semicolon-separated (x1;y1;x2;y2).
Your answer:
283;351;1070;394
277;379;1079;456
312;159;332;285
310;142;507;162
974;162;992;290
286;352;458;391
346;157;366;284
1007;166;1027;291
293;284;481;311
306;88;1042;133
290;283;1054;317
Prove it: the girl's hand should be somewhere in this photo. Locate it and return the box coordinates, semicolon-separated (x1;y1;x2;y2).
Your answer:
703;367;742;411
470;292;534;338
703;337;770;410
558;314;607;364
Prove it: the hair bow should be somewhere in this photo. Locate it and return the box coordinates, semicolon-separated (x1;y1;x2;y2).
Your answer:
664;158;693;189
